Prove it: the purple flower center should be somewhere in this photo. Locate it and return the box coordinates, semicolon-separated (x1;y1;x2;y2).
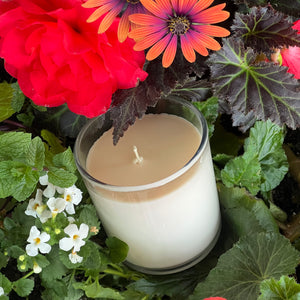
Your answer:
168;16;190;35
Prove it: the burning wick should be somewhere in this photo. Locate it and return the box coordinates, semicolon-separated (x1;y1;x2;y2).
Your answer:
133;145;143;165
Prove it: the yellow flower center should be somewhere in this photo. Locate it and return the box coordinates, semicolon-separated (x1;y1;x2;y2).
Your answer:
168;16;190;35
127;0;140;4
34;237;41;245
73;234;79;240
66;195;72;202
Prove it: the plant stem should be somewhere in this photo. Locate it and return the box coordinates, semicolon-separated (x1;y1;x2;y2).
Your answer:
22;270;35;280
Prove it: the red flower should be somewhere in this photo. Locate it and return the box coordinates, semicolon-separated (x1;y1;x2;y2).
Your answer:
280;20;300;79
203;298;227;300
0;0;147;117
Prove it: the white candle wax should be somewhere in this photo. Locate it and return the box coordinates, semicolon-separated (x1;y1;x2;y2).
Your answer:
84;114;220;272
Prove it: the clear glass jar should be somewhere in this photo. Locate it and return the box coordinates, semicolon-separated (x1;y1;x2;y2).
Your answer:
74;98;221;274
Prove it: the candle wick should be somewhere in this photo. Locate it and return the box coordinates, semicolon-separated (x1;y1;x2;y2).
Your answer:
133;145;143;164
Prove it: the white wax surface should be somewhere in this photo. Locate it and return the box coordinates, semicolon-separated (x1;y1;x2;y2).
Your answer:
85;113;220;270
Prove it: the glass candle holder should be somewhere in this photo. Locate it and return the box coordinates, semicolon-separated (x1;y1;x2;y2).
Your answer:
74;98;221;275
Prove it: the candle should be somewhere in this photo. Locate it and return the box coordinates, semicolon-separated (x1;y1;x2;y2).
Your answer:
75;98;221;274
86;114;201;186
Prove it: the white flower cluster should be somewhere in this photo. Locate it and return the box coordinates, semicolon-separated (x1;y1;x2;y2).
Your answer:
25;173;82;221
25;173;88;265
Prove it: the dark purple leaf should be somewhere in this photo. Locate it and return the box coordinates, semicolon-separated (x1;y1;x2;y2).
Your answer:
232;6;300;53
208;37;300;130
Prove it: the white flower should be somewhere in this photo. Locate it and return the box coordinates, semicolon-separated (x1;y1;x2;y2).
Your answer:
59;223;89;252
33;261;42;273
63;185;82;214
26;226;51;257
69;250;83;264
25;189;51;223
0;287;4;296
67;216;75;223
39;173;64;198
47;197;66;216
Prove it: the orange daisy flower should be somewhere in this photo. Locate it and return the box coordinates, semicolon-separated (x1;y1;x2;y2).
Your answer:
128;0;230;67
82;0;146;42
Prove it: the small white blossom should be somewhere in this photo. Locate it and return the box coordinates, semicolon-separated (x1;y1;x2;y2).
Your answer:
25;189;51;223
39;173;64;198
67;216;75;223
59;223;89;252
63;185;82;214
33;261;42;273
47;197;66;216
0;287;4;296
69;250;83;264
26;226;51;257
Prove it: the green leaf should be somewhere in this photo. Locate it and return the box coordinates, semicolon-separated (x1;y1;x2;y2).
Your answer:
75;280;123;299
219;184;279;238
41;129;65;154
258;276;300;300
0;252;8;269
16;112;34;127
0;273;12;295
245;120;288;192
221;151;261;195
0;132;31;161
62;274;84;300
25;136;45;171
81;241;104;271
190;232;300;300
11;82;25;112
41;279;68;298
208;37;300;130
0;82;15;122
34;254;50;269
47;167;77;188
41;246;68;282
106;237;129;263
210;117;244;156
78;205;100;229
193;96;219;137
232;6;300;53
13;278;34;297
0;161;39;201
52;147;76;173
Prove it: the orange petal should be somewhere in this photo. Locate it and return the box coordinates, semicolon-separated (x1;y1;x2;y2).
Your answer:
162;34;177;68
195;4;230;24
180;34;196;63
186;31;209;56
134;30;166;51
146;34;171;60
189;0;214;15
82;0;102;8
139;0;165;17
129;13;161;26
99;5;123;33
193;24;230;37
118;10;130;42
129;26;166;41
197;33;221;50
156;0;173;15
86;5;112;23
